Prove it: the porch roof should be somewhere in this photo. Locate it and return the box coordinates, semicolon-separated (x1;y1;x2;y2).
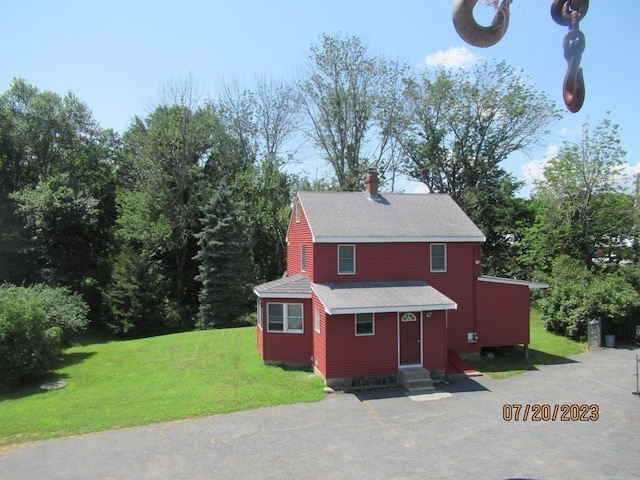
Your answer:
311;280;457;315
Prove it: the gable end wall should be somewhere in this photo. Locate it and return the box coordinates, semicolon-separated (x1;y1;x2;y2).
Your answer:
287;196;314;278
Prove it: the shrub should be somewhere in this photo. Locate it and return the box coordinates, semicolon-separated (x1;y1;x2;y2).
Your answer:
0;283;89;387
0;283;89;347
539;256;640;340
0;297;63;387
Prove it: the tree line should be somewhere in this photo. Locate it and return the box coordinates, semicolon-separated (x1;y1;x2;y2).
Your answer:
1;33;638;370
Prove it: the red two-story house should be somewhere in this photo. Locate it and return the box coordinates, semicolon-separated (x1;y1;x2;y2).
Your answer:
254;170;546;389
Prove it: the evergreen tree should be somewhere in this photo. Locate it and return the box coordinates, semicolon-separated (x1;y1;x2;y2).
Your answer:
194;184;253;328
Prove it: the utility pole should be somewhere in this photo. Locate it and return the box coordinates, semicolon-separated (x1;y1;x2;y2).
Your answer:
634;172;640;262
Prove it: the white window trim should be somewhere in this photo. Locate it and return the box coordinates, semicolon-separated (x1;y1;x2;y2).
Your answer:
338;244;356;275
430;243;447;272
301;244;306;272
314;307;321;334
257;299;263;330
355;312;375;336
267;303;304;334
295;201;301;223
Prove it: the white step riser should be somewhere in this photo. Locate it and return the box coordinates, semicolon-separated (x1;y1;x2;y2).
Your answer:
398;367;435;392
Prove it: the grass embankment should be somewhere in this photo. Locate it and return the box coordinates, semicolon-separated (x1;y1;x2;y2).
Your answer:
0;327;325;446
468;310;587;379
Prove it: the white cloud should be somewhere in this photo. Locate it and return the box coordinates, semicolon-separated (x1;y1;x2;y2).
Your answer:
556;126;581;137
522;144;559;185
617;162;640;191
522;145;640;194
413;183;430;194
424;46;478;69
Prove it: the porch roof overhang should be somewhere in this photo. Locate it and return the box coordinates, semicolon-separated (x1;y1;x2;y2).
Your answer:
311;280;457;315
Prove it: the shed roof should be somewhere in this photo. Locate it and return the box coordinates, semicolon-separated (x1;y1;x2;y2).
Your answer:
296;192;485;243
311;280;457;315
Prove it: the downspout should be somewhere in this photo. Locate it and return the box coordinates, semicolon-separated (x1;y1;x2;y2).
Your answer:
472;244;481;341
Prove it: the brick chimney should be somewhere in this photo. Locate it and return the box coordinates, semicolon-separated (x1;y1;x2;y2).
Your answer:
365;168;379;199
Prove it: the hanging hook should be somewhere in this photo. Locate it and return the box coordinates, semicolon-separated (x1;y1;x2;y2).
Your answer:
563;29;586;112
551;0;589;27
452;0;512;48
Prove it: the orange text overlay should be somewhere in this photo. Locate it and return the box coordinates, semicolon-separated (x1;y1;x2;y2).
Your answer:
502;403;599;422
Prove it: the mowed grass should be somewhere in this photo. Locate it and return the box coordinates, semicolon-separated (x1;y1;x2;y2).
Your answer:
0;327;325;446
468;310;587;379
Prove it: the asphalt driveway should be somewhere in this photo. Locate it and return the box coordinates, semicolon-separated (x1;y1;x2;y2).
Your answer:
1;346;639;480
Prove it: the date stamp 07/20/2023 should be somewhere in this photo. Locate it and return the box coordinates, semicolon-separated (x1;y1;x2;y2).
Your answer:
502;403;599;422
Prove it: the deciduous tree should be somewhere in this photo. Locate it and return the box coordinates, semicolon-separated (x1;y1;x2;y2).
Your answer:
299;33;406;191
395;61;560;274
530;116;631;269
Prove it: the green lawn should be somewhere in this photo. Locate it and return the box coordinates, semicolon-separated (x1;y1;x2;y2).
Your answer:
467;310;587;379
0;327;325;446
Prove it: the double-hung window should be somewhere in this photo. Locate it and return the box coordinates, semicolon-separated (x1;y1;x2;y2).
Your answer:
267;303;304;333
430;244;447;272
338;244;355;275
355;313;374;336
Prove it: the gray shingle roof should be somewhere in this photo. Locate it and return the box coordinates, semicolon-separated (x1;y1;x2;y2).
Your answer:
253;274;311;298
311;280;457;315
296;192;485;242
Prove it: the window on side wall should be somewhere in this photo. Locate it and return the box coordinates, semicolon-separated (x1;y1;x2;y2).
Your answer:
257;299;263;329
267;303;304;333
314;307;321;333
430;244;447;272
301;244;306;272
338;244;355;275
355;312;374;336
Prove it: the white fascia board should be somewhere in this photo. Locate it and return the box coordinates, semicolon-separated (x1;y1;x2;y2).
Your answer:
327;303;458;315
253;289;312;299
314;236;486;244
477;276;549;289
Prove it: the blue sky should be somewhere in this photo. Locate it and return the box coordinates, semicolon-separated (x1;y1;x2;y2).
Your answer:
2;1;639;195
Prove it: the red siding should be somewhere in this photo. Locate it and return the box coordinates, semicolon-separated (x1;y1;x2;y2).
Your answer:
258;297;313;364
313;242;427;283
423;311;448;371
311;241;483;354
325;312;398;379
476;281;530;347
427;243;481;354
286;196;314;278
311;295;327;377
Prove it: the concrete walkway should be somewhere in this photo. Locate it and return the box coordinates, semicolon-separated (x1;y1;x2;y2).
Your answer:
1;346;639;479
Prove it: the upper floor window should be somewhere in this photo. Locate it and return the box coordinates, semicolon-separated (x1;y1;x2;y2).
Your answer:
267;303;304;333
338;244;356;275
430;244;447;272
295;201;301;223
301;244;306;272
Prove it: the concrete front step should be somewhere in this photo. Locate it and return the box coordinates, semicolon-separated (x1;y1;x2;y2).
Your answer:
398;366;435;392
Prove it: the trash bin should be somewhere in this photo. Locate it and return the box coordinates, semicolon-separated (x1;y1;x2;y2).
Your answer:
605;334;615;348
